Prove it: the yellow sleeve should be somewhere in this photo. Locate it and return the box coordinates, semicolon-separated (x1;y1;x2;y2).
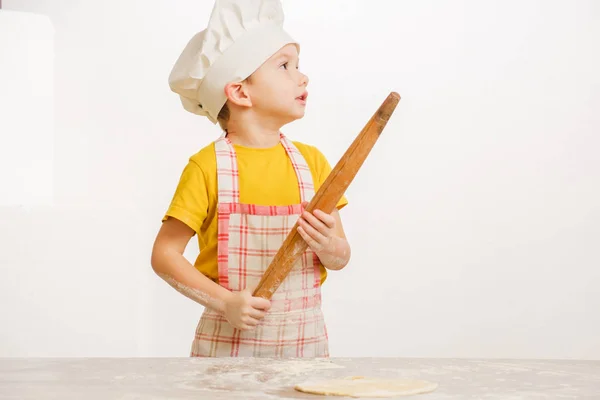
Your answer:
162;160;209;234
313;148;349;210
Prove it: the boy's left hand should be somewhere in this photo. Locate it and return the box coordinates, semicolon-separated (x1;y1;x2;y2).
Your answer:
296;202;350;270
297;203;336;252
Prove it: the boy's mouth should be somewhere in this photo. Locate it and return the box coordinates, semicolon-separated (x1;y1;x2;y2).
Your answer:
296;91;308;104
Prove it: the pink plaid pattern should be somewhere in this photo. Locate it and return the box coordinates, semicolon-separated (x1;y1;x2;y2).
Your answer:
215;137;240;204
191;133;328;358
280;134;315;203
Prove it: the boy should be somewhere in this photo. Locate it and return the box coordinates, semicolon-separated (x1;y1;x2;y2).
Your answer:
151;0;350;357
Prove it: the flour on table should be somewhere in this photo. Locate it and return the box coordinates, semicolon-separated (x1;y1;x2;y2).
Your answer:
175;358;346;394
294;376;438;398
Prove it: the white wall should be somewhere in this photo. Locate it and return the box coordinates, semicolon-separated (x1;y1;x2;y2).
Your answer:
0;10;54;206
1;0;599;359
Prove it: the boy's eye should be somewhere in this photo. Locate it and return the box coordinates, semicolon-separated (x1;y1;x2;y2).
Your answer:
280;62;288;70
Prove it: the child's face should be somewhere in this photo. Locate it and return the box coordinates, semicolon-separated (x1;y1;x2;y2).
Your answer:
246;44;309;125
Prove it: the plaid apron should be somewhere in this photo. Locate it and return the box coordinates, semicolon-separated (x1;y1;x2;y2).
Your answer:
190;133;329;358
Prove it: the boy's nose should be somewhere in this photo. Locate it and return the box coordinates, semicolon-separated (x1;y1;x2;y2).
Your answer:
300;73;309;87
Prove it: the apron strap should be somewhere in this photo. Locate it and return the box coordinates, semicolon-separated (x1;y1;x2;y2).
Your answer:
215;132;315;204
279;133;315;203
215;133;240;204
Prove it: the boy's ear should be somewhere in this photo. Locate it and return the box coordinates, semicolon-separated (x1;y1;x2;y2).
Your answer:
224;81;252;108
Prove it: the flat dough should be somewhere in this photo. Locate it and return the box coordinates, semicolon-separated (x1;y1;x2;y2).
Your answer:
294;376;438;398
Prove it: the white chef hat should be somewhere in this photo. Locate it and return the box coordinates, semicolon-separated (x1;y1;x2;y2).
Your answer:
168;0;298;124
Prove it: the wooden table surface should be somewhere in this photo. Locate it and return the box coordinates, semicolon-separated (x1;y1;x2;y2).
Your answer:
1;357;599;399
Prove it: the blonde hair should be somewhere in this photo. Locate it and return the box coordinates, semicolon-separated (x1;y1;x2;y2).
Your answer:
217;102;230;131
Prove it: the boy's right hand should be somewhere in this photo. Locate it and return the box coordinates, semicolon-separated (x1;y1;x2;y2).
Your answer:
223;289;271;331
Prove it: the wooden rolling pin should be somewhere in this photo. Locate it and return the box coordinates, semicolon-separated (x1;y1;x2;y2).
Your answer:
253;91;401;299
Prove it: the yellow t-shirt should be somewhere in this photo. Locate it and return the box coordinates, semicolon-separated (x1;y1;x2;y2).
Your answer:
163;140;348;285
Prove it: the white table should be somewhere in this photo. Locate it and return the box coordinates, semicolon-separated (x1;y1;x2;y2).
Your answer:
1;358;599;399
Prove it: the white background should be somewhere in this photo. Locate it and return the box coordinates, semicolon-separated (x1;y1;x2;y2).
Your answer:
1;0;599;359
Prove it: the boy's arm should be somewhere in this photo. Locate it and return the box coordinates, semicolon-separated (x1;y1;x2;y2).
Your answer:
297;145;349;269
151;217;271;330
297;204;351;271
151;217;233;313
